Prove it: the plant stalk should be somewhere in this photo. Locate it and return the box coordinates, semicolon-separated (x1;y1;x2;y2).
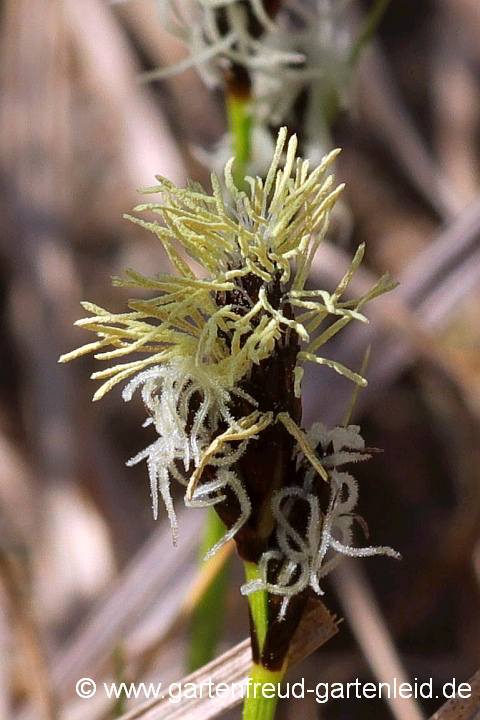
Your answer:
349;0;391;67
226;73;252;189
243;562;287;720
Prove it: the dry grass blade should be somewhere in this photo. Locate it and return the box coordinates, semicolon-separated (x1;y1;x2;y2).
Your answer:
0;549;55;720
122;639;252;720
52;508;204;700
116;600;338;720
400;200;480;324
306;198;480;427
355;40;461;220
333;559;426;720
0;584;12;720
400;199;480;307
432;36;479;206
64;0;186;188
130;541;235;675
113;0;222;146
428;668;480;720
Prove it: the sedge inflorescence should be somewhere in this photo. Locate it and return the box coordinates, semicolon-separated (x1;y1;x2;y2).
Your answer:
60;127;399;616
146;0;306;86
145;0;355;179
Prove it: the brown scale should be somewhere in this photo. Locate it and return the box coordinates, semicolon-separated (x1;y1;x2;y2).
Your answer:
208;272;303;562
261;593;309;670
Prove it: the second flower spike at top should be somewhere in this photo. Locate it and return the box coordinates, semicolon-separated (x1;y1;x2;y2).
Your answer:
60;127;395;564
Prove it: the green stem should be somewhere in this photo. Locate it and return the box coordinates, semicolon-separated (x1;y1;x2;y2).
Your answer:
188;508;229;672
244;562;268;652
243;662;287;720
349;0;391;68
243;563;287;720
226;94;252;190
320;0;391;130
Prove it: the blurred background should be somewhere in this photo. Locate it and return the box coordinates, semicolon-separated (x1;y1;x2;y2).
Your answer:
0;1;479;719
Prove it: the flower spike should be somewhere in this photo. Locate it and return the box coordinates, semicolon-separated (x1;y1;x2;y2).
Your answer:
60;128;398;599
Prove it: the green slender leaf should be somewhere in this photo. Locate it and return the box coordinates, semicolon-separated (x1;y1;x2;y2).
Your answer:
188;509;230;672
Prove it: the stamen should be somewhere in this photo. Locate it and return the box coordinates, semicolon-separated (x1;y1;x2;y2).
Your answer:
277;412;329;482
187;411;274;500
